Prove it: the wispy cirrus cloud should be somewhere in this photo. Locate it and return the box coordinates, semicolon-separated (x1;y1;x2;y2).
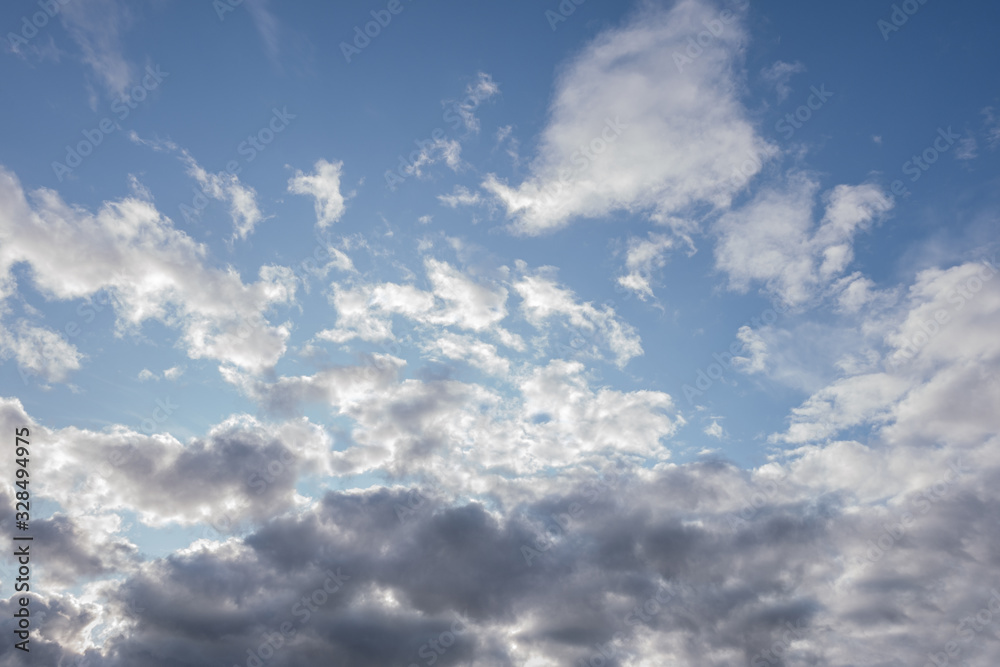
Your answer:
59;0;135;101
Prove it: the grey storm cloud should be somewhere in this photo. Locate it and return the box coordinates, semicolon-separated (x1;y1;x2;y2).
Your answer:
7;459;998;666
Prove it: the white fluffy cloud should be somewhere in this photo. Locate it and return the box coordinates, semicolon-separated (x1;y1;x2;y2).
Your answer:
288;159;349;228
4;3;998;665
514;263;643;368
0;167;296;375
617;232;676;300
776;258;1000;445
3;250;1000;667
482;0;775;235
228;354;680;483
317;258;520;354
0;397;334;528
731;325;767;373
421;331;510;377
0;322;83;383
714;173;893;306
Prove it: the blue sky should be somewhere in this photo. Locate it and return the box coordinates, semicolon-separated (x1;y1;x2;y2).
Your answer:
1;0;999;665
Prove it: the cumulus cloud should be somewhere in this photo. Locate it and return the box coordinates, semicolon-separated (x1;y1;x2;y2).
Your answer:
514;263;643;368
0;166;296;374
776;258;1000;445
0;321;83;383
482;0;775;235
316;257;518;352
421;331;510;377
3;2;998;666
288;159;350;228
0;397;332;529
832;272;895;314
2;248;1000;665
223;355;680;481
8;451;999;666
731;325;767;373
137;366;184;382
714;173;893;306
617;232;676;300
